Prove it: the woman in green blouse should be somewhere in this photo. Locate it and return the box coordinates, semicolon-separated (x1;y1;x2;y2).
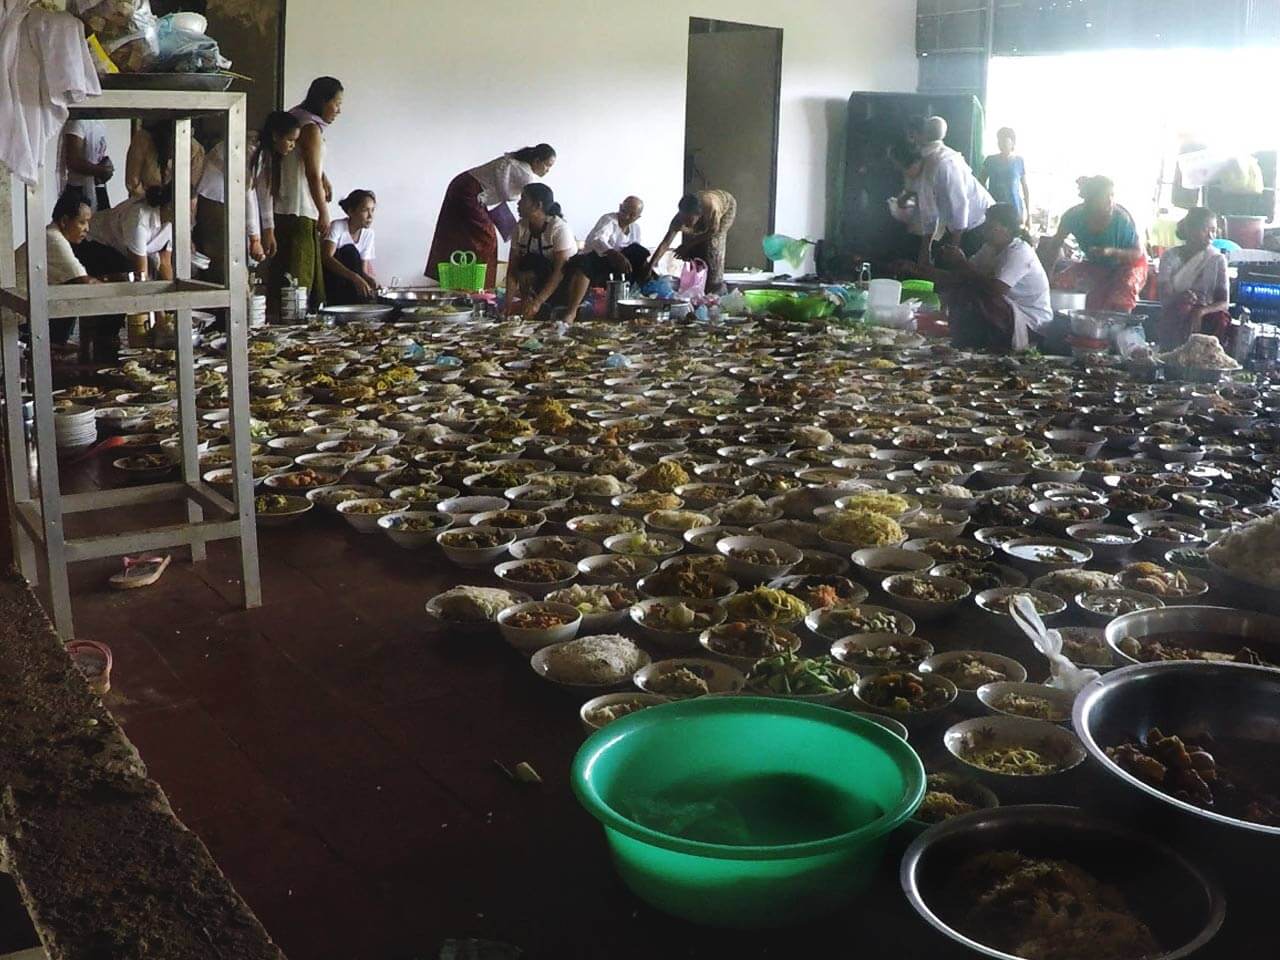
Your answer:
1040;176;1148;313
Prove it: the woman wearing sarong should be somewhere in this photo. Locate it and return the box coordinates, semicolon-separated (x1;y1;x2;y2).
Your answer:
1157;207;1230;351
1041;176;1148;313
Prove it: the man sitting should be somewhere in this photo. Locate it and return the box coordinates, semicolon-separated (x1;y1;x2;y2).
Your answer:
562;196;648;318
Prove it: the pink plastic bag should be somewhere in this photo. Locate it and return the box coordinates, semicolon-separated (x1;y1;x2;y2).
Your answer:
677;259;708;299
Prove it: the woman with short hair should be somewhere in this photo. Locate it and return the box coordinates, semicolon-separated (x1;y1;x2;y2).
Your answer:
321;189;378;305
1157;207;1230;350
14;191;99;345
425;144;557;288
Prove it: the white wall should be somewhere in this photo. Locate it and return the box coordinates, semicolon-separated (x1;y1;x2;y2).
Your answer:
284;0;918;282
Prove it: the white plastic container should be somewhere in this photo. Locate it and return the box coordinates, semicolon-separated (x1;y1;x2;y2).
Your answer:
867;278;903;309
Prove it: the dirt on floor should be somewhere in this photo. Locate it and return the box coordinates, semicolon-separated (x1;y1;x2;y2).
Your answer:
0;570;285;960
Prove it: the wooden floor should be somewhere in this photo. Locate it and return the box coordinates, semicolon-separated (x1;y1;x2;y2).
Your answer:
1;458;1269;959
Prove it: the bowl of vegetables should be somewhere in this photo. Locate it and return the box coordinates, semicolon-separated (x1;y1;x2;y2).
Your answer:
546;583;638;632
633;657;745;698
920;651;1028;705
716;535;803;583
852;671;958;731
436;525;516;567
829;633;934;676
698;621;803;670
743;651;861;705
576;553;658;586
976;681;1075;723
943;715;1087;796
377;509;452;548
630;597;727;650
494;558;579;599
579;692;670;734
881;574;971;621
571;696;925;927
805;604;916;643
904;772;998;836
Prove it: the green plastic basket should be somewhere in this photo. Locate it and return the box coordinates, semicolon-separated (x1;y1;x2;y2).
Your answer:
438;250;487;292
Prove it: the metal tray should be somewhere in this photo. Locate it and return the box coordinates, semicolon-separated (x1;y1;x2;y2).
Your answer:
101;73;234;92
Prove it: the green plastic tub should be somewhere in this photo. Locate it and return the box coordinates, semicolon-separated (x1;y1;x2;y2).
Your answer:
571;696;925;928
900;279;940;308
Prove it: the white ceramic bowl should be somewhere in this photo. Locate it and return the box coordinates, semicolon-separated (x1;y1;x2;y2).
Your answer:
436;525;515;567
943;715;1087;793
715;535;802;584
976;681;1076;723
805;604;916;642
377;510;452;549
920;650;1028;704
880;573;971;621
850;546;935;585
437;495;509;523
829;632;934;674
493;558;579;599
579;692;670;733
629;597;727;650
336;497;401;534
576;553;658;585
470;509;546;541
496;601;583;652
254;493;313;527
633;657;746;698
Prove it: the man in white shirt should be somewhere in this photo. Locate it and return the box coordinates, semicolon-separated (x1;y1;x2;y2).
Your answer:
14;191;100;345
561;196;648;319
915;116;994;266
57;120;114;212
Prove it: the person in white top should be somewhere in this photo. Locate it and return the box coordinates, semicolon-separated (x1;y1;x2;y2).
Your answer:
561;196;648;319
505;183;577;319
901;203;1051;351
915;116;994;266
13;191;99;345
273;77;343;312
194;111;302;282
57;119;113;213
85;185;175;281
425;144;556;289
321;189;378;304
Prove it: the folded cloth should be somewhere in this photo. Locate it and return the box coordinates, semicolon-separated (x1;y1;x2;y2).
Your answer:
0;1;100;185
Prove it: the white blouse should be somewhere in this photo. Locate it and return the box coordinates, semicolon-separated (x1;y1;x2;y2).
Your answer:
468;155;537;208
276;123;325;220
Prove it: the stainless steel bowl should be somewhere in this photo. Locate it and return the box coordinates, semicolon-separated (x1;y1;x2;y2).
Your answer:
901;804;1226;960
319;303;396;324
1074;660;1280;838
1104;604;1280;668
1066;309;1130;341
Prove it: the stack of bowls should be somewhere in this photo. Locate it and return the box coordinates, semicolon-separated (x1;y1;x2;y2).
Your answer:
54;404;97;450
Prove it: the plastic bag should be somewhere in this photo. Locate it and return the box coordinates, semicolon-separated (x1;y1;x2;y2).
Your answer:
641;276;675;299
71;0;159;72
677;259;708;300
154;16;230;73
1010;593;1100;695
719;289;746;315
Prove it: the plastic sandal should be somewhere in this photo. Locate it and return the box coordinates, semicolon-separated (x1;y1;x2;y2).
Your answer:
109;554;171;590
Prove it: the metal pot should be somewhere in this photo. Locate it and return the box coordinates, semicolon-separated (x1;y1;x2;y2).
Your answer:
1066;309;1130;340
902;804;1225;960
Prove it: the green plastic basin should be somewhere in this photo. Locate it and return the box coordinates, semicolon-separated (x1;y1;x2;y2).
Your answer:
571;696;925;928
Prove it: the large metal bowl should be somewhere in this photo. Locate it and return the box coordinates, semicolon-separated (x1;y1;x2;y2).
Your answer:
1066;309;1131;341
1104;604;1280;669
1073;660;1280;839
318;303;395;324
901;804;1225;960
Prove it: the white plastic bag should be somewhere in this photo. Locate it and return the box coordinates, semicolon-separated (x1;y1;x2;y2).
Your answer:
1009;593;1100;695
71;0;158;71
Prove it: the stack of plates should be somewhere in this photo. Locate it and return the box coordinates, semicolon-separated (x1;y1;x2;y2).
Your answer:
54;404;97;449
249;294;267;328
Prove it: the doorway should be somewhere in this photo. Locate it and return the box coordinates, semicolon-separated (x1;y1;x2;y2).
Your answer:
685;18;783;271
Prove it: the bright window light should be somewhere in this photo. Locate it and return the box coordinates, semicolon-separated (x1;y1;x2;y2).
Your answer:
986;49;1280;234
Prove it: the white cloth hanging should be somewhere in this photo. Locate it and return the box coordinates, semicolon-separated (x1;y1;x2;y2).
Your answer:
0;1;100;186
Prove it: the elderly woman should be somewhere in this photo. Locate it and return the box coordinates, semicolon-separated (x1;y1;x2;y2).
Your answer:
1041;175;1148;313
504;183;576;319
426;144;556;289
900;203;1051;352
648;189;736;293
1157;207;1230;351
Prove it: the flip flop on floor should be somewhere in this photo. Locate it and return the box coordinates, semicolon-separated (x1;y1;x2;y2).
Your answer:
109;554;172;590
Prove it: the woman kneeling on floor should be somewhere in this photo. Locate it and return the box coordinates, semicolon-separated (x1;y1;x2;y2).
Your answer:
903;203;1052;351
1156;206;1230;351
322;189;378;304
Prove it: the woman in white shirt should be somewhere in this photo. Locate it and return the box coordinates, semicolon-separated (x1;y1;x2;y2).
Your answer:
321;190;377;304
194;111;302;282
561;196;648;319
425;144;556;289
79;183;175;359
1156;207;1230;350
505;183;576;319
902;203;1051;351
274;77;343;312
